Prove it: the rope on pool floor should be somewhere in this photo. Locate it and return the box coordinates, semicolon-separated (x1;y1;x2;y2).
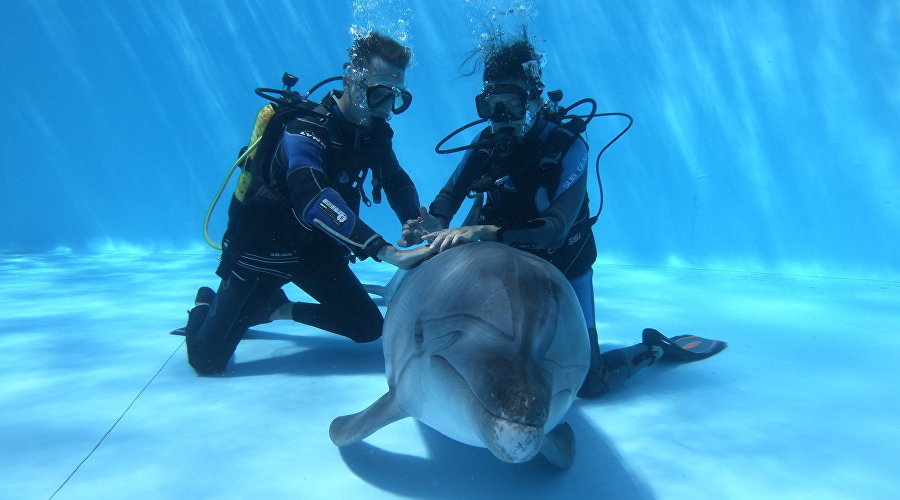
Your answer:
48;339;186;499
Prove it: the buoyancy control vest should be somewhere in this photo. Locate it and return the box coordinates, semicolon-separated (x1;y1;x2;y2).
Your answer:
223;90;397;255
476;120;597;278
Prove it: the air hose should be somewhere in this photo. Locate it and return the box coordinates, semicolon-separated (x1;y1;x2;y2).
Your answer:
202;135;263;250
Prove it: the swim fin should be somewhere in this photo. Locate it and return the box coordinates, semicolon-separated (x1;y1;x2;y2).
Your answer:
170;286;216;336
642;328;727;362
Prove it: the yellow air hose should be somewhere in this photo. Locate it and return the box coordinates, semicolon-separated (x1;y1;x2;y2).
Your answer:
202;136;262;250
203;104;276;250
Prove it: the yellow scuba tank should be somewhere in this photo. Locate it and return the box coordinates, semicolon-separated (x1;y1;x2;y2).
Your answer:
202;71;341;250
234;103;276;203
203;103;276;250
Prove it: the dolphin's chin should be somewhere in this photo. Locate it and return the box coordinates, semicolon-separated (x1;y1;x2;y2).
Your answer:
483;416;544;463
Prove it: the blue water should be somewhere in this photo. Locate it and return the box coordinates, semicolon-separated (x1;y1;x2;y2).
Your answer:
1;1;899;499
1;0;896;278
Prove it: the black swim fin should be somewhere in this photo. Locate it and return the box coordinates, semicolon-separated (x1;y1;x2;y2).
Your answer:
170;286;215;336
642;328;727;362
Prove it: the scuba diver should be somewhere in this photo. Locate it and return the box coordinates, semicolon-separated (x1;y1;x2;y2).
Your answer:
182;32;434;375
401;36;726;397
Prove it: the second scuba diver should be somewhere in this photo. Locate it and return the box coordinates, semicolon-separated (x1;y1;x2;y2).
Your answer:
402;36;726;397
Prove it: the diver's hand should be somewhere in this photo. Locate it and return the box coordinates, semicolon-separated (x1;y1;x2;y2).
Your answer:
377;244;438;270
424;225;500;252
398;206;445;247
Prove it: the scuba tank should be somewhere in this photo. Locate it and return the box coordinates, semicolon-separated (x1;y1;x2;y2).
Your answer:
202;73;341;250
233;103;276;203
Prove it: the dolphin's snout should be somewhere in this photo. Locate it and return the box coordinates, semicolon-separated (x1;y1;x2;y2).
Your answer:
433;353;553;425
475;380;549;463
491;384;549;427
484;417;544;463
430;353;554;462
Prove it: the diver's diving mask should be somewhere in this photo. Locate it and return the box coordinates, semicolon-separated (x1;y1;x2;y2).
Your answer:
475;84;531;121
345;59;412;120
366;84;413;115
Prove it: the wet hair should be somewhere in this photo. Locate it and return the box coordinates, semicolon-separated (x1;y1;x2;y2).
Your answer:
485;41;541;86
349;31;412;70
463;28;544;98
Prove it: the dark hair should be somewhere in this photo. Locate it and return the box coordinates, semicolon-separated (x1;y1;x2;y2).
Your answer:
349;31;412;70
463;28;544;98
484;40;540;82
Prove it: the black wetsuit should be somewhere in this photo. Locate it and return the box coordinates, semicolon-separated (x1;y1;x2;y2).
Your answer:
186;92;419;374
430;119;597;282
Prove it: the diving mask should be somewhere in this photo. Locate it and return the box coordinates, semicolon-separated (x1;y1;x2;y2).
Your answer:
366;84;413;115
475;84;530;121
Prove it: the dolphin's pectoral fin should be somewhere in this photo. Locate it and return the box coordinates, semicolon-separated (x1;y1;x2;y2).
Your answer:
540;422;576;469
329;391;407;447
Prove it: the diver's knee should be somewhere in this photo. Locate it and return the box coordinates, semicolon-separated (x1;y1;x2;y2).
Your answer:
186;340;230;374
350;313;383;343
188;354;228;375
351;323;382;343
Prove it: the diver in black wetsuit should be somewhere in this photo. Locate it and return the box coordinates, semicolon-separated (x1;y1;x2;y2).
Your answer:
401;37;725;397
184;32;433;375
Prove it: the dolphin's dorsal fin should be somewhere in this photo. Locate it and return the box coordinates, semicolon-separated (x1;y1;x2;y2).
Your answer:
362;269;410;307
329;390;407;446
540;421;576;468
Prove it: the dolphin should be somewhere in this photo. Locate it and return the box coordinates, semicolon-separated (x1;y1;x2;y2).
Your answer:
330;241;589;467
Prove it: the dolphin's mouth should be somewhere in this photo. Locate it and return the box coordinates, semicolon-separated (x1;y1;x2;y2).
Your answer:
432;355;546;462
482;415;544;463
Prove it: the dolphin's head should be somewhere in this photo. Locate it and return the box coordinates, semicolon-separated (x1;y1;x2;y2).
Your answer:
392;243;590;463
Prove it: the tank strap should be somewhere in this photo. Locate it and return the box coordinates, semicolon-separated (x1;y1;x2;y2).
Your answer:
537;123;583;196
